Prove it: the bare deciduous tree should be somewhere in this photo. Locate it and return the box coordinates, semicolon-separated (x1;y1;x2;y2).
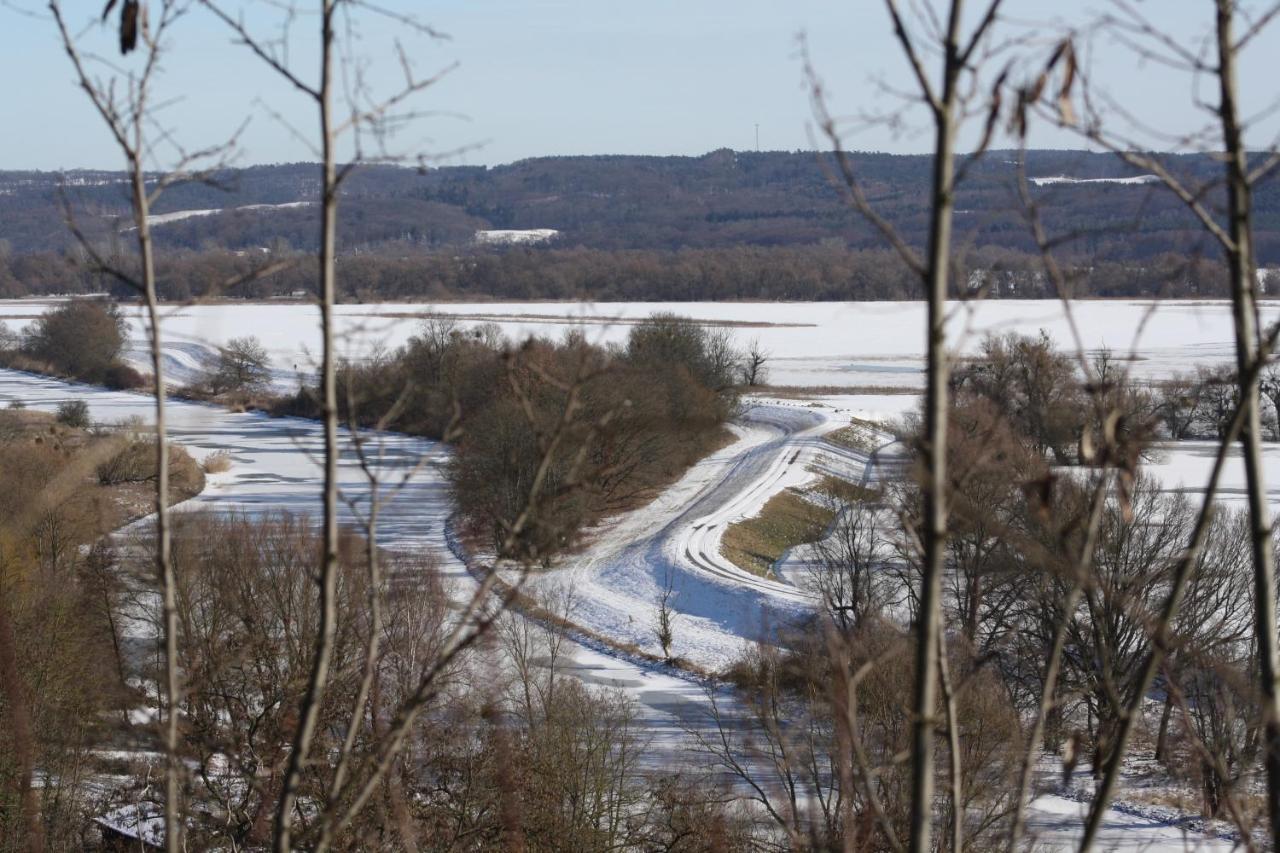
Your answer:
741;337;770;387
806;2;1006;846
1051;2;1280;842
807;500;891;634
655;565;677;661
202;335;271;396
192;3;449;846
48;3;234;846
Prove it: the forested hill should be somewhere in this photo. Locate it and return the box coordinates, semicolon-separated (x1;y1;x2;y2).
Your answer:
0;149;1276;301
2;149;1271;257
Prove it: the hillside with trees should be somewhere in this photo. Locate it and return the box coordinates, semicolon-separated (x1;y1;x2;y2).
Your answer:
0;149;1274;302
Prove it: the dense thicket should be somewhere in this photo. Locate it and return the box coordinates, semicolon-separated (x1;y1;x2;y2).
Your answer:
268;314;739;561
0;300;143;388
704;333;1265;846
93;512;757;850
0;409;205;850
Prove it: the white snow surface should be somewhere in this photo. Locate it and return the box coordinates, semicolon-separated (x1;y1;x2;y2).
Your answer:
1;298;1270;392
475;228;559;245
1030;174;1160;187
1141;440;1280;512
1024;793;1233;851
139;201;313;227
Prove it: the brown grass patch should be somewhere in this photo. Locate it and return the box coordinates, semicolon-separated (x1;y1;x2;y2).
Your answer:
824;419;884;453
721;489;837;578
202;450;233;474
754;384;919;398
813;474;879;505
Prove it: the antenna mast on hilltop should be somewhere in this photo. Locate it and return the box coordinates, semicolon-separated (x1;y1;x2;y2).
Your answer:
755;123;760;151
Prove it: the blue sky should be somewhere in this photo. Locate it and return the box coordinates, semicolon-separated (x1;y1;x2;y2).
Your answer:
2;1;1277;170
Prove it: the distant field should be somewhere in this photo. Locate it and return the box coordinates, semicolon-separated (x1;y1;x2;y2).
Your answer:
0;297;1274;390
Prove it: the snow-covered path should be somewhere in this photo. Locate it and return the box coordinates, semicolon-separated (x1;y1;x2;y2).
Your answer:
537;400;904;668
1025;794;1234;851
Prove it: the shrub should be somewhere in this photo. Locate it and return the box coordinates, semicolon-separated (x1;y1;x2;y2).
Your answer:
56;400;91;428
202;450;233;474
97;437;154;486
102;363;147;390
202;336;272;395
625;312;741;392
97;434;205;499
24;300;127;383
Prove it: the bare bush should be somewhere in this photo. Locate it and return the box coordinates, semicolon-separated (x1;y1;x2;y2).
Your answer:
21;301;127;385
200;336;272;397
55;400;90;429
807;500;893;634
200;451;232;475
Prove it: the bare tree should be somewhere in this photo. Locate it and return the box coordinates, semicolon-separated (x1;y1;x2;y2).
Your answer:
806;2;1006;847
807;500;892;634
1055;3;1280;842
1195;365;1242;441
202;335;272;396
741;337;770;386
47;3;235;846
655;564;677;661
1259;359;1280;439
191;3;450;846
1156;372;1205;439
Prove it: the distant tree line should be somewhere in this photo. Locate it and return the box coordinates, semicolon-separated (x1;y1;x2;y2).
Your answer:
0;243;1256;302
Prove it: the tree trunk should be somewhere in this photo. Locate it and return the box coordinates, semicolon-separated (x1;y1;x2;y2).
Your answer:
1215;4;1280;846
908;4;961;849
275;4;341;849
1043;702;1064;755
1201;758;1223;819
131;155;182;853
1154;692;1174;765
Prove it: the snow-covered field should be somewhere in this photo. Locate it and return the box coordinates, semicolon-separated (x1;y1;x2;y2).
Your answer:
474;228;559;245
1025;792;1232;851
0;297;1270;391
1146;440;1280;511
139;201;313;228
1029;174;1159;187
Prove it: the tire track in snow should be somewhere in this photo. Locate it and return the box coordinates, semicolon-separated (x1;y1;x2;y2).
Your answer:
679;412;904;598
547;402;904;668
